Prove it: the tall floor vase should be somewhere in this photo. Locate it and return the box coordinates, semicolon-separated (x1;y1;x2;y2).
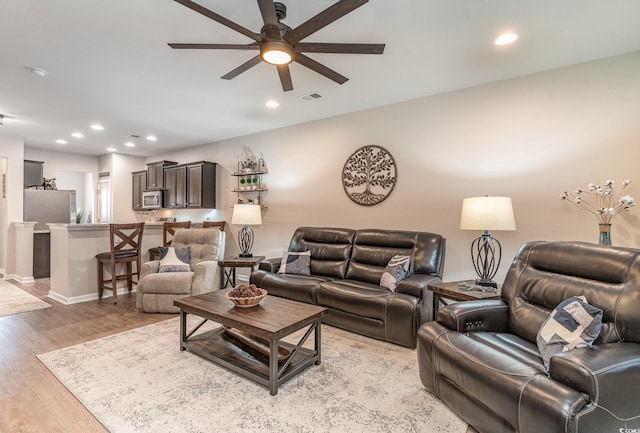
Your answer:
599;223;612;246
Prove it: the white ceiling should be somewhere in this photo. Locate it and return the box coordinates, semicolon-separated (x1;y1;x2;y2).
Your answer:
2;0;640;157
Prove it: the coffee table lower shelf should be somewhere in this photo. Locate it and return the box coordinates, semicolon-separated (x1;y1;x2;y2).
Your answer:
180;322;320;395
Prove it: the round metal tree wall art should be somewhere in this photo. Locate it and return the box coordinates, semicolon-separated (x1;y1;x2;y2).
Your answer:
342;145;397;206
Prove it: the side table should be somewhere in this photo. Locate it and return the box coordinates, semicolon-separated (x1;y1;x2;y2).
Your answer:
427;280;501;319
218;256;266;288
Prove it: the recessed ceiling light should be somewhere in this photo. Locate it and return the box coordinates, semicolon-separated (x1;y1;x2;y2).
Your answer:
146;135;157;141
106;147;116;152
124;141;135;147
55;139;68;144
266;100;279;108
71;132;84;138
90;124;104;131
495;33;518;46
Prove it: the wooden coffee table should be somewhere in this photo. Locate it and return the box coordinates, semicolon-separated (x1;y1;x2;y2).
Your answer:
174;290;327;395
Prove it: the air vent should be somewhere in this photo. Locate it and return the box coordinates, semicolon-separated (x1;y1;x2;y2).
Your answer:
301;93;323;101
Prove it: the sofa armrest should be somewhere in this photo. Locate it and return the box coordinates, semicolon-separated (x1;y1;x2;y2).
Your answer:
140;260;160;279
396;275;442;324
395;274;440;298
436;299;510;333
191;260;220;295
550;342;640;417
258;257;282;273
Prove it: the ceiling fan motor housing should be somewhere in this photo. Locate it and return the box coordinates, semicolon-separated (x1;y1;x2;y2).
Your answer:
274;2;287;20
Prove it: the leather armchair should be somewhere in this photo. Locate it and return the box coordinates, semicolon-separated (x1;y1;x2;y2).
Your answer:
416;240;640;433
137;228;225;313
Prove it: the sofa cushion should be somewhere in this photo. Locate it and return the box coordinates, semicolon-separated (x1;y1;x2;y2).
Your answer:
277;250;311;275
287;227;356;278
137;271;195;295
318;280;391;320
158;246;191;272
171;228;223;268
380;255;410;291
258;273;334;304
537;295;603;369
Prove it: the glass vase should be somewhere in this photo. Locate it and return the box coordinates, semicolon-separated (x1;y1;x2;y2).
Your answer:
598;223;612;246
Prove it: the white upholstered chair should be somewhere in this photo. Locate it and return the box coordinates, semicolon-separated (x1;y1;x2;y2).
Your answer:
137;228;225;313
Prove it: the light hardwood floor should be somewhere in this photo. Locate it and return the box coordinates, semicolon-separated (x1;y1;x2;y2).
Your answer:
0;279;478;433
0;279;173;433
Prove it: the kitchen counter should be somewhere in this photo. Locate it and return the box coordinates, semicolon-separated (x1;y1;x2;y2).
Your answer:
47;223;162;304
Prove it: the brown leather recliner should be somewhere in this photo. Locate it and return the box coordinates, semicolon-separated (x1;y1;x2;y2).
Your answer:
417;240;640;433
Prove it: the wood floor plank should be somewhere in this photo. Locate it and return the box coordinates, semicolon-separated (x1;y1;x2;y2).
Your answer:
0;279;173;433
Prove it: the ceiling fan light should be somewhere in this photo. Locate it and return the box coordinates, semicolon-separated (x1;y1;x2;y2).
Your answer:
261;42;293;65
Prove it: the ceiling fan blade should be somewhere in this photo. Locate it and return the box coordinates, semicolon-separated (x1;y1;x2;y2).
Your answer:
276;65;293;91
295;53;348;85
257;0;281;40
296;42;385;55
221;56;262;80
284;0;368;44
174;0;261;42
168;43;260;50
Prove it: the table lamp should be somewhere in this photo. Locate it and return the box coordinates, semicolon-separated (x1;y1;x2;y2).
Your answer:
459;196;516;288
231;204;262;257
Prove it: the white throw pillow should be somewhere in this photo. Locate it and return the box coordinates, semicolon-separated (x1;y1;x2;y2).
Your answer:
277;250;311;275
536;295;603;370
380;255;411;291
158;246;191;273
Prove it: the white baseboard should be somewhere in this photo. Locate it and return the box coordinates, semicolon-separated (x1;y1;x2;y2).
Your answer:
236;275;250;283
4;274;35;284
48;288;138;305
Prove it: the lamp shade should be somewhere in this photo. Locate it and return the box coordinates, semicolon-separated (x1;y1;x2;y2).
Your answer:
231;204;262;226
459;196;516;231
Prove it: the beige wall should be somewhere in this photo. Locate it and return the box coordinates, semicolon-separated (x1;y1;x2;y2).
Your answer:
0;133;25;276
146;51;640;283
4;51;639;284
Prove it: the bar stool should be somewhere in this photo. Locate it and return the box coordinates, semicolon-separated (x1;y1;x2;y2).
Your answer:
148;221;191;261
202;221;225;231
96;222;145;304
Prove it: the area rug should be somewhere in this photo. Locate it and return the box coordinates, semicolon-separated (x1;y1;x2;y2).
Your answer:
0;279;51;317
38;318;467;433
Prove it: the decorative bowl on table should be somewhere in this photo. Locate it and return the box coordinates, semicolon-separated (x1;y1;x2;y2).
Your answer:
225;284;267;308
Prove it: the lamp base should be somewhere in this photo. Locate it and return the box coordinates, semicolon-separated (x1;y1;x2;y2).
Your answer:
476;279;498;289
238;252;253;258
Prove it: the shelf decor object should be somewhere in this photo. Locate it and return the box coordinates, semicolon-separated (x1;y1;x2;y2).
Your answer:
459;196;516;288
232;154;268;206
342;145;397;206
231;204;262;257
560;178;635;246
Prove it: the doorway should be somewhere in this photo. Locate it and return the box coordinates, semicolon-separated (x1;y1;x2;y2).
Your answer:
98;177;111;223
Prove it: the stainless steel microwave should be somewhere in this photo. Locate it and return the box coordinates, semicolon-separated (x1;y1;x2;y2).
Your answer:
142;190;163;209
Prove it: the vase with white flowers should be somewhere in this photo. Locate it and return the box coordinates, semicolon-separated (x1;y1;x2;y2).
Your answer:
560;179;635;245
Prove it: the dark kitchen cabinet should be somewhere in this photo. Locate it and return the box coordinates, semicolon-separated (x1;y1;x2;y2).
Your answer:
132;170;147;211
164;161;216;209
146;160;176;190
164;165;187;208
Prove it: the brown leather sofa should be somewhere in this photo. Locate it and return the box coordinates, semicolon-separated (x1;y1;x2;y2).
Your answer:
250;227;446;348
417;240;640;433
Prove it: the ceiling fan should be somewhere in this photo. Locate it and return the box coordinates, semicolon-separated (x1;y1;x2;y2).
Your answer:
169;0;385;92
